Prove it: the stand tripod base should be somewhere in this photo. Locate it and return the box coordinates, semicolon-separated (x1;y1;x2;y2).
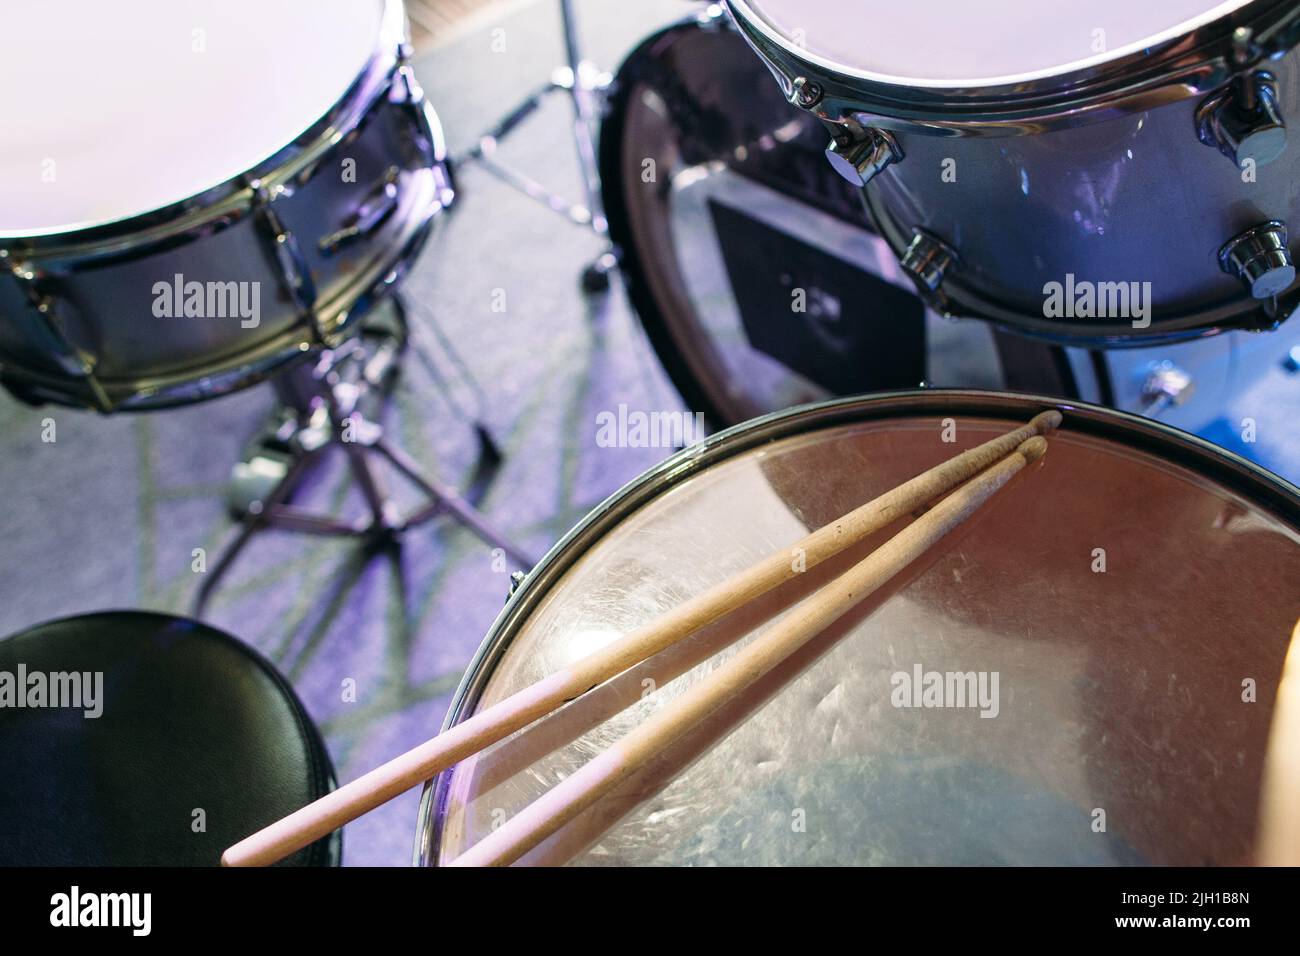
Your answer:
192;311;536;616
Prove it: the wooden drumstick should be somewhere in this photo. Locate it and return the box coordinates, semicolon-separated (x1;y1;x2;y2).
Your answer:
449;436;1049;867
1258;616;1300;865
222;412;1060;867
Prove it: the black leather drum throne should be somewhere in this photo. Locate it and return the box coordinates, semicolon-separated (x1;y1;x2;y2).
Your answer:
0;611;340;866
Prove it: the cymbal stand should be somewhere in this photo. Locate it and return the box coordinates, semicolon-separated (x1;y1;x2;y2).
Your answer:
456;0;618;291
192;304;537;615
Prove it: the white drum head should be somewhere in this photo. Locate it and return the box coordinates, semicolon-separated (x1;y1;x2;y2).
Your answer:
0;0;389;238
732;0;1255;86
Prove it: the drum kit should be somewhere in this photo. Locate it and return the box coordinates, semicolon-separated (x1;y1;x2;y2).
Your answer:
1;0;1299;867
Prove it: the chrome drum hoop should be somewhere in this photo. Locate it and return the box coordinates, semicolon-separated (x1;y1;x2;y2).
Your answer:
414;387;1300;865
0;0;452;412
724;0;1300;135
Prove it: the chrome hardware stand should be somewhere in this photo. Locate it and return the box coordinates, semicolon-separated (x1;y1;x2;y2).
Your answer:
192;299;536;615
455;0;618;292
1139;360;1196;417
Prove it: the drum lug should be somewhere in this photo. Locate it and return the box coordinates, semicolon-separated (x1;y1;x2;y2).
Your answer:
249;181;321;338
824;125;903;187
1;251;111;411
389;63;425;107
1219;220;1296;300
508;570;527;598
1196;31;1286;168
1197;73;1286;168
389;65;449;207
900;229;959;296
319;167;401;256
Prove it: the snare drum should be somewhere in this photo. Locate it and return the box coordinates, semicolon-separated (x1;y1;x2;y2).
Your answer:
726;0;1300;344
0;0;451;411
419;391;1300;865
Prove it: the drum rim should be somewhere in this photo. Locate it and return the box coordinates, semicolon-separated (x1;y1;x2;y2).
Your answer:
0;0;407;247
725;0;1300;131
414;387;1300;865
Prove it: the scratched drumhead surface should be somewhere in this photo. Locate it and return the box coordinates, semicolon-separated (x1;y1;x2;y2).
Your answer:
0;0;385;236
729;0;1252;84
431;410;1300;865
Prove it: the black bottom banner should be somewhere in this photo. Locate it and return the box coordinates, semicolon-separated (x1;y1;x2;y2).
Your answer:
0;865;1289;941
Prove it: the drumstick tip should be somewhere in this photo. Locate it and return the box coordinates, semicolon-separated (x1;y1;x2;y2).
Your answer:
1030;409;1063;434
1017;436;1048;463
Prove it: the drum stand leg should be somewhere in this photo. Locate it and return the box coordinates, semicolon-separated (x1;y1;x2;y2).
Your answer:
191;327;537;617
455;0;619;292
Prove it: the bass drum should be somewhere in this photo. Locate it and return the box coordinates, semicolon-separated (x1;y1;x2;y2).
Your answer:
599;8;1086;427
419;390;1300;866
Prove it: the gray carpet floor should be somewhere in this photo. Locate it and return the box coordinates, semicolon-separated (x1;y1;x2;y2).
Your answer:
0;0;689;866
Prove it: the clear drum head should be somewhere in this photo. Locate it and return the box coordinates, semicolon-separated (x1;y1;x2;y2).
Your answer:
422;393;1300;866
